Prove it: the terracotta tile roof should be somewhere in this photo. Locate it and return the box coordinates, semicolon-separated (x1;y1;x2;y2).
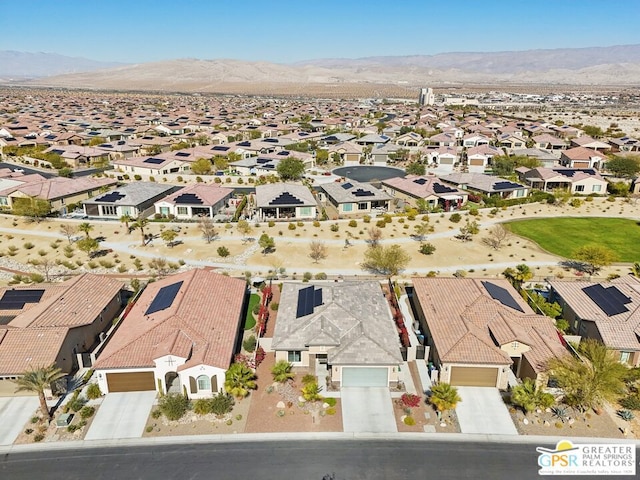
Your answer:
94;269;246;370
0;327;69;375
161;183;233;207
412;277;565;371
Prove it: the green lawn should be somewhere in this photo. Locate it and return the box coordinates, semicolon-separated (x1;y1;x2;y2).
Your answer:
504;217;640;262
244;293;260;330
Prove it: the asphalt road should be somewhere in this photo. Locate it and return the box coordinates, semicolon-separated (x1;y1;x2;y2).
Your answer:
0;438;582;480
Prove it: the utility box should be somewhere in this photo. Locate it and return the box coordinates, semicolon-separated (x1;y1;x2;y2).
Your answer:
56;413;73;427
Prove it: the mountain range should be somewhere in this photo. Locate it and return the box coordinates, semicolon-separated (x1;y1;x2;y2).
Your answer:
2;45;639;95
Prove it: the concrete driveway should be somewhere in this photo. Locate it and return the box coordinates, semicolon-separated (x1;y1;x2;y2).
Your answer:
455;387;517;435
0;396;39;445
341;387;397;433
85;391;157;441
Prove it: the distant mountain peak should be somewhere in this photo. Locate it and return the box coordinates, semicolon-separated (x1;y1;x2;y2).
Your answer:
0;50;126;79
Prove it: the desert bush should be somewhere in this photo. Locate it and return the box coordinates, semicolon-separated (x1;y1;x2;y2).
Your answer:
325;397;337;407
330;223;339;232
314;272;327;280
363;215;371;223
23;242;35;249
419;243;436;255
348;220;357;228
288;223;296;230
325;407;336;415
210;392;235;416
158;393;190;421
86;383;102;400
217;246;230;257
243;335;257;353
80;406;95;419
403;416;416;426
401;393;421;408
449;213;462;223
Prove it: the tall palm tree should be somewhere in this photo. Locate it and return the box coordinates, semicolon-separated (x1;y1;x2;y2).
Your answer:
224;363;257;399
14;364;66;421
271;360;294;383
429;383;462;418
131;218;149;246
78;222;94;238
510;378;555;416
502;263;533;291
119;214;133;234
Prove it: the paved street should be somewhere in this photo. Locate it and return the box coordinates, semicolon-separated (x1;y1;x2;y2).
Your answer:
341;387;397;433
0;397;38;445
84;392;156;440
456;387;518;435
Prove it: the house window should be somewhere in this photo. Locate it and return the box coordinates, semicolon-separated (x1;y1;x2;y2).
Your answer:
342;203;353;212
592;185;602;192
620;351;632;364
516;189;525;197
102;205;117;216
358;202;368;210
197;375;211;391
511;341;519;349
575;185;585;192
300;206;312;216
177;206;188;215
288;351;302;363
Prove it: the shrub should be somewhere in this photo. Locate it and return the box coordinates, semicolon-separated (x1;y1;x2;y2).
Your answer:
30;416;40;424
217;246;230;257
401;393;421;408
303;272;312;282
243;335;257;353
288;223;296;230
468;208;479;216
80;406;95;419
158;393;190;421
620;395;640;411
403;416;416;426
313;220;320;227
376;220;386;228
330;223;339;232
23;242;35;249
325;397;337;407
193;398;213;415
151;409;162;419
314;272;327;280
67;394;87;413
302;374;317;386
325;407;336;415
269;302;279;311
133;174;142;181
449;213;462;223
419;243;436;255
67;423;80;433
24;428;33;435
363;215;371;223
569;198;582;208
348;220;357;228
210;392;235;416
86;383;102;400
254;346;266;367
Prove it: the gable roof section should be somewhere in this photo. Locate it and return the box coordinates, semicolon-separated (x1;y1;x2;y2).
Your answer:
255;183;317;208
160;183;233;207
321;180;392;204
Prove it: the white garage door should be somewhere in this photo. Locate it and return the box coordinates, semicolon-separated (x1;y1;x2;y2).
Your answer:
342;367;388;387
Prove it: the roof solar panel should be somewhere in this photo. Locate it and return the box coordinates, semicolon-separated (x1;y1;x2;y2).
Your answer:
0;289;44;310
582;284;631;317
341;182;353;190
174;193;203;205
433;183;457;194
493;181;523;190
413;178;427;185
353;189;374;197
144;157;164;164
238;141;251;147
482;281;524;312
277;150;289;156
0;301;27;310
314;288;323;307
269;192;304;206
96;192;126;203
145;281;183;315
212;145;229;151
175;152;190;157
296;286;315;318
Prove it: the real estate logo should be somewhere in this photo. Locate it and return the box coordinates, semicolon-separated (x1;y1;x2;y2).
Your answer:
537;440;636;476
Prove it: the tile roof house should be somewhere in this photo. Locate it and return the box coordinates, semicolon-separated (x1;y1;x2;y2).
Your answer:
255;183;318;221
517;167;607;195
560;147;608;169
439;172;529;199
466;145;502;173
112;155;191;177
271;282;403;388
154;183;234;220
410;278;567;388
549;276;640;366
94;269;247;396
321;180;392;216
83;182;178;219
570;135;612;152
0;274;125;387
381;174;468;211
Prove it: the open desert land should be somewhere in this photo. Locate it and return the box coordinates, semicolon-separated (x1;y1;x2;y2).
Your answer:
0;196;637;286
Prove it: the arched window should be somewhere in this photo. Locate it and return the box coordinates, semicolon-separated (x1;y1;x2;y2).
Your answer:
197;375;211;391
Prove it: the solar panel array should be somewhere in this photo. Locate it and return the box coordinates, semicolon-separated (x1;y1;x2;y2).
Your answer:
175;152;190;157
296;286;323;318
341;182;353;190
277;150;290;156
212;145;229;151
96;191;126;203
238;141;251;147
174;193;203;205
143;157;164;165
145;281;184;315
0;289;45;310
582;284;632;317
493;181;523;190
269;192;304;206
482;281;524;312
413;178;427;185
433;183;457;194
353;189;374;197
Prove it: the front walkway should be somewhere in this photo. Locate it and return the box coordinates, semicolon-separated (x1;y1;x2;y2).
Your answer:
85;391;157;440
455;387;518;435
341;387;397;433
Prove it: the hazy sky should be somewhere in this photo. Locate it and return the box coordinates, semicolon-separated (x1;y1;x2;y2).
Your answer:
1;0;639;64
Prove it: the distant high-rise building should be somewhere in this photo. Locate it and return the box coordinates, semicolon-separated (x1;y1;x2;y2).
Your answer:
419;87;434;106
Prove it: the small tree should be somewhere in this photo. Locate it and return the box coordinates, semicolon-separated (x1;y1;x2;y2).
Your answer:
78;222;94;238
309;241;328;263
11;198;51;221
76;237;99;258
59;224;77;244
29;258;56;282
367;227;383;247
527;292;562;318
148;257;177;277
271;360;294;383
573;245;616;275
14;364;66;420
605;155;640;178
160;229;178;247
429;383;462;419
276;157;306;180
131;218;149;246
361;244;411;277
456;219;479;242
224;363;257;399
502;264;533;291
510;378;555;416
413;221;433;242
191;157;213;175
258;233;275;255
482;224;510;250
198;217;218;243
237;220;253;244
405;162;426;176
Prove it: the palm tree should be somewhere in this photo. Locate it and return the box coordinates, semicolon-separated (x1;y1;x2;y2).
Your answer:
14;364;66;421
548;338;628;414
78;222;94;238
119;214;133;234
131;218;149;246
224;363;257;399
631;262;640;278
429;383;462;419
502;263;533;291
510;378;555;416
271;360;294;383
